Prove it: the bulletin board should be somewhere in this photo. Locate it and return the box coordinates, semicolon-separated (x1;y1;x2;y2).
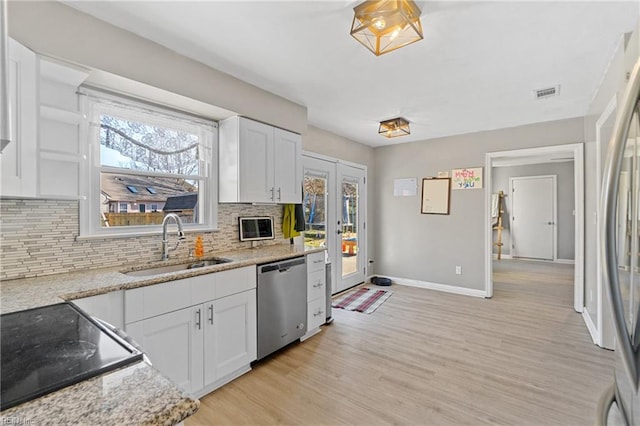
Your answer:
421;178;451;215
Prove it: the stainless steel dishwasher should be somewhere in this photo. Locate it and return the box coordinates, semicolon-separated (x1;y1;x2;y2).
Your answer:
256;256;307;360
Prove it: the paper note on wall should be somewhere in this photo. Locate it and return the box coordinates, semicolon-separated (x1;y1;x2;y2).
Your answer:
394;178;417;196
452;167;483;190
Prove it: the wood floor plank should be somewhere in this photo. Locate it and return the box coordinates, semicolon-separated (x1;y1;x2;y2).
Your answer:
187;260;614;425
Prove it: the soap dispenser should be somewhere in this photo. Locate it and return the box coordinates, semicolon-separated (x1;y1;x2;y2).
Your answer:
194;235;204;258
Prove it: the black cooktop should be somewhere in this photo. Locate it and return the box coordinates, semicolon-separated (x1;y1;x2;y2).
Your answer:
1;303;143;411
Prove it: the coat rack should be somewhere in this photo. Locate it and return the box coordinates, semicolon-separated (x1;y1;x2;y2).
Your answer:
493;191;506;260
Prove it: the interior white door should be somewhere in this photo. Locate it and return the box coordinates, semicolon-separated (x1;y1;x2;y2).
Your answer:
337;163;366;292
510;175;556;260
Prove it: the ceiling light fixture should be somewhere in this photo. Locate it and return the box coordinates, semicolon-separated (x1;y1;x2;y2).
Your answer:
379;117;411;138
350;0;424;56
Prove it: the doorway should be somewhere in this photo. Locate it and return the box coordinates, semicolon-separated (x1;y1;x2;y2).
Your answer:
509;175;557;261
302;153;367;294
484;143;584;312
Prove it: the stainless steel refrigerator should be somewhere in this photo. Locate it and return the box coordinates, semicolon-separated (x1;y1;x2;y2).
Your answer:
600;56;640;425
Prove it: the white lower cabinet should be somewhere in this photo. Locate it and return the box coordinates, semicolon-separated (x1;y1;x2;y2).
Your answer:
205;290;257;385
126;306;204;394
302;251;326;341
124;266;257;397
72;290;124;330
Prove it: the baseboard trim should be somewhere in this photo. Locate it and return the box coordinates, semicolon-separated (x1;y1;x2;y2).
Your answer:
502;256;574;265
493;254;513;260
582;307;599;346
381;275;486;298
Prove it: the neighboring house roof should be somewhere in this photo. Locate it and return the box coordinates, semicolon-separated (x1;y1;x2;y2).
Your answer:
163;193;198;211
101;173;195;203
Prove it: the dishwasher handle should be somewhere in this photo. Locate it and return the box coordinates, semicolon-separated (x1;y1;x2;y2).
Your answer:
258;256;306;274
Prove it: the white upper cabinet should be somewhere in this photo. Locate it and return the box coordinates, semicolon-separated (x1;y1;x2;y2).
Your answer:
273;128;302;203
0;38;89;199
38;58;89;199
219;116;302;204
1;38;37;197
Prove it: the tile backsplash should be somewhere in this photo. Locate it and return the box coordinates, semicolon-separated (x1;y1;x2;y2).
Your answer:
0;199;285;281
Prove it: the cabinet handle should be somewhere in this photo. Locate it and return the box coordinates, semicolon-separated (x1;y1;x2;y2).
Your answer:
313;282;324;288
195;308;201;330
314;310;324;317
208;304;214;325
277;187;282;201
271;187;275;201
313;259;323;264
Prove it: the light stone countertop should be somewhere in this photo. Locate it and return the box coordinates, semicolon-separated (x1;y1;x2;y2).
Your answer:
0;243;324;425
1;243;324;314
0;362;199;426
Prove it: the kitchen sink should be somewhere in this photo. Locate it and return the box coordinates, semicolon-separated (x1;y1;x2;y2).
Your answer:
124;258;232;277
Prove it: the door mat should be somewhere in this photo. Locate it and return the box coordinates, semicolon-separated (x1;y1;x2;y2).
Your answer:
332;288;392;314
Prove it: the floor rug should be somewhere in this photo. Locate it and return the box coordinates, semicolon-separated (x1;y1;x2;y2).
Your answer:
332;287;393;314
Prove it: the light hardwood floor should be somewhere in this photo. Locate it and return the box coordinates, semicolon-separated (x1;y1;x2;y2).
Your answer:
187;260;614;425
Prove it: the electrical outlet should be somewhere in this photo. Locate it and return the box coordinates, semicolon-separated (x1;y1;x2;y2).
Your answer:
455;266;462;275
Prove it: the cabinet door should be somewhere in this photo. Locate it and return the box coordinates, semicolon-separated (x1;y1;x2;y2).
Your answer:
1;39;37;197
204;290;257;384
239;118;274;202
274;128;302;203
131;306;204;395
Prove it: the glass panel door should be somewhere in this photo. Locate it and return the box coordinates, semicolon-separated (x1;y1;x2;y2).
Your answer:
337;164;366;292
303;173;328;251
302;155;367;294
302;155;337;293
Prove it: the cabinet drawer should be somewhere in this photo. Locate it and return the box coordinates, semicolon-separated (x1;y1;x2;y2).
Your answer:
306;252;325;273
307;270;325;302
73;291;124;330
307;298;325;331
216;266;257;299
125;278;192;324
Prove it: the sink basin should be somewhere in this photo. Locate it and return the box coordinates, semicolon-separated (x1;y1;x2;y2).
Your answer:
124;258;232;277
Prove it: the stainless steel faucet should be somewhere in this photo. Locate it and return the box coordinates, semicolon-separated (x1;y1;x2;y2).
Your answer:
161;213;186;261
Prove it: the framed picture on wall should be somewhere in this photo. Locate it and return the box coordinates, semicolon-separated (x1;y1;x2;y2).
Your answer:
421;178;451;215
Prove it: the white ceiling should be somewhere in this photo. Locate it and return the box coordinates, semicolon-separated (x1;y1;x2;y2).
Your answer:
64;1;639;147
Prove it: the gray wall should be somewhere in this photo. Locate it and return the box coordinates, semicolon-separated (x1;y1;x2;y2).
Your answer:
7;1;307;134
374;117;584;291
491;162;575;260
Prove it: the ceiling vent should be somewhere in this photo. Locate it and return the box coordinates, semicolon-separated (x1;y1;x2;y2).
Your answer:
534;85;560;100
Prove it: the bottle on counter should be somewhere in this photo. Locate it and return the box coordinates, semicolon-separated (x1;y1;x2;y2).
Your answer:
194;235;204;258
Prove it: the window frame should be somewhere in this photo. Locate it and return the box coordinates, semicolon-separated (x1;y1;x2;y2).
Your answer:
79;89;218;238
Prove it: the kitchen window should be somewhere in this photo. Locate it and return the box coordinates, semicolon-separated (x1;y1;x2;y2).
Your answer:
79;89;217;237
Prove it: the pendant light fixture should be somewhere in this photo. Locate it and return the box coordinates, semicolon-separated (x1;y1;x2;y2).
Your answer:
379;117;410;138
350;0;423;56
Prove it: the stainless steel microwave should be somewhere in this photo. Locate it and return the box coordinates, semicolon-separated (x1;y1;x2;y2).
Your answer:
239;216;275;242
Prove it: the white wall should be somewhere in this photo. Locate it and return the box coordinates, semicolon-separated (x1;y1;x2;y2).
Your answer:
492;162;575;260
374;117;584;291
7;1;307;134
